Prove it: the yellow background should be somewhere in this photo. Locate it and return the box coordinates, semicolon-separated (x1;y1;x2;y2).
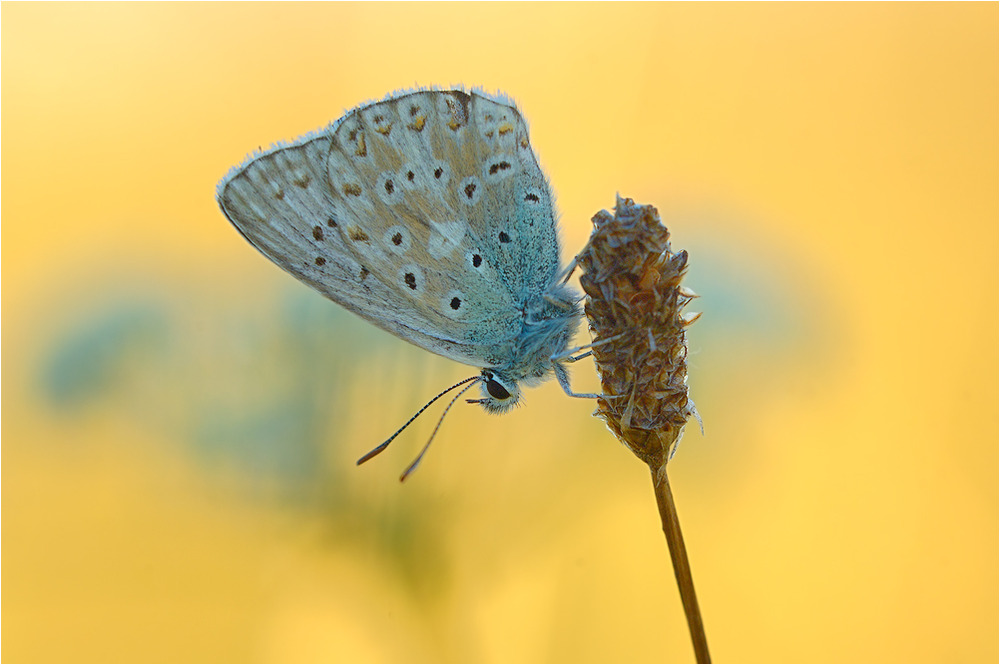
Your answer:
3;3;996;662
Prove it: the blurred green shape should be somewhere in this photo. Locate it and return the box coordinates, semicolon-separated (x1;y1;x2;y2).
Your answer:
40;302;167;410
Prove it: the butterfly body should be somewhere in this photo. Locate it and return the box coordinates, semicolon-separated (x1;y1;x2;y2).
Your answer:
218;89;580;413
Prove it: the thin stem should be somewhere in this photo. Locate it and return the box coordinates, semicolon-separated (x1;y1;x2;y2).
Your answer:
651;464;711;664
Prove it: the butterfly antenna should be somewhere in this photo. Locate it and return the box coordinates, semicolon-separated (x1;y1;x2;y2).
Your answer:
356;375;480;466
399;379;481;482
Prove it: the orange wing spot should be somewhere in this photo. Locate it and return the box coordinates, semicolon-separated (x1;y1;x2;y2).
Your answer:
343;183;362;197
348;226;370;242
349;130;367;157
498;122;514;136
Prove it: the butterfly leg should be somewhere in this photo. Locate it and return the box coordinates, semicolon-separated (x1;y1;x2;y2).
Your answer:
543;292;577;311
553;362;603;400
550;333;625;363
555;257;579;285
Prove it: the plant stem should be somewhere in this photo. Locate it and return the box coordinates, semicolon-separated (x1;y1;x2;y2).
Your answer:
651;465;711;664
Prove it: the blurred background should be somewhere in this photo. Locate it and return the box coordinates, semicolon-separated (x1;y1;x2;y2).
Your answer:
3;3;996;663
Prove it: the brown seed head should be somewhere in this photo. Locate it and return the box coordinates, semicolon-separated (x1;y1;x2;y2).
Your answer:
577;196;701;470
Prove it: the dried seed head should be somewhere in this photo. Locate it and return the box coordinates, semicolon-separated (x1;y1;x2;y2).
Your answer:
577;195;700;470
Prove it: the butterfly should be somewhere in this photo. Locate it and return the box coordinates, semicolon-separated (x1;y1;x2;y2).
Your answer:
216;88;595;478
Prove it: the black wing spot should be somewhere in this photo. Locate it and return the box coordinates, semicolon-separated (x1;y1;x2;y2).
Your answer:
498;231;511;243
404;273;417;290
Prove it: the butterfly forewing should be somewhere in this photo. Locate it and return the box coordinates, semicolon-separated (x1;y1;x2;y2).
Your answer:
218;89;565;371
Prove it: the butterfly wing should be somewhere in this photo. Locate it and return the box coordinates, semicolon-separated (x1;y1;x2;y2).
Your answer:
218;132;478;362
218;89;564;370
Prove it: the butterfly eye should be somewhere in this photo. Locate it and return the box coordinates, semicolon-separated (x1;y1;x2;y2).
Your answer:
486;378;511;400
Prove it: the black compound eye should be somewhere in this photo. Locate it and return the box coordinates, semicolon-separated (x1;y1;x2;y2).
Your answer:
486;378;511;400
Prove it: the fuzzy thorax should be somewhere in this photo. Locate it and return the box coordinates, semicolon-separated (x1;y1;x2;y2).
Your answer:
475;280;581;414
